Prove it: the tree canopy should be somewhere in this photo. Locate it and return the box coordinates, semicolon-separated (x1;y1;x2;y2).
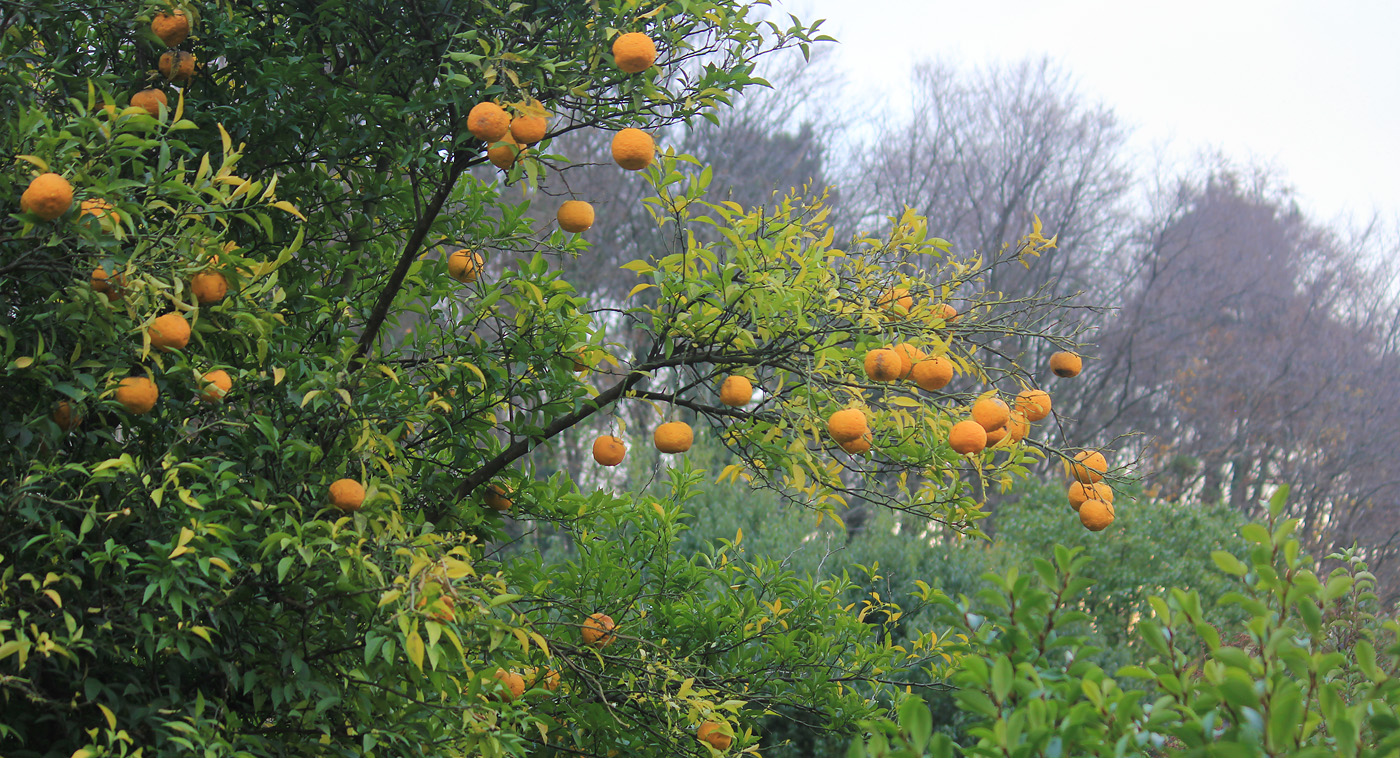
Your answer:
2;2;1116;756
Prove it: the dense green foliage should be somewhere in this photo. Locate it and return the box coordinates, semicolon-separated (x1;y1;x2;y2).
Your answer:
853;489;1400;758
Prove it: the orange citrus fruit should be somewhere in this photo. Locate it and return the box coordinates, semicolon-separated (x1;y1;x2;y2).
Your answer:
80;198;120;226
491;668;525;701
1050;351;1082;378
936;303;958;323
1006;411;1030;442
891;343;924;379
534;667;561;691
971;396;1010;432
447;248;484;283
148;312;191;352
151;10;189;46
839;432;873;455
719;375;752;407
158;50;196;82
910;356;953;391
581;612;616;648
1065;450;1108;484
20;173;73;221
1015;388;1052;422
653;421;693;453
863;348;901;382
467;102;510;142
1079;499;1115;531
948;420;987;455
613;32;657;73
1068;481;1113;511
592;435;626;466
697;721;733;750
116;376;159;414
827;409;868;443
878;286;913;314
131;89;168;116
510;114;547;144
484;484;513;512
488;135;525;170
329;478;365;511
191;271;228;303
557;200;594;233
52;401;82;431
611;128;654;171
200;369;232;402
91;267;126;300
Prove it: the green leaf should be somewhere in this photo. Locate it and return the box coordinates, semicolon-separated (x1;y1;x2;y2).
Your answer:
1268;484;1291;517
406;631;425;671
991;655;1012;703
1267;680;1302;750
1212;551;1248;577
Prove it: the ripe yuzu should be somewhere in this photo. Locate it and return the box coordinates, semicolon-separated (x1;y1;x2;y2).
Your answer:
20;173;73;221
653;421;693;453
510;114;547;144
467;102;510;142
447;248;484;283
200;369;232;402
191;270;228;303
1065;450;1108;484
719;375;752;407
592;435;626;466
581;612;616;647
1015;388;1052;422
611;128;654;171
971;396;1010;432
612;32;657;73
116;376;159;414
948;420;987;455
148;312;191;352
329;478;365;511
863;349;901;382
1050;351;1083;378
910;356;953;391
151;10;189;46
827;409;867;443
1079;499;1115;531
557;200;594;233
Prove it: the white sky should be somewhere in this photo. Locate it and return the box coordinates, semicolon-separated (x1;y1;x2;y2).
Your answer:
779;0;1400;223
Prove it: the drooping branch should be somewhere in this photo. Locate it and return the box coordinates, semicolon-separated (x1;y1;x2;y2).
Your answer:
352;148;479;369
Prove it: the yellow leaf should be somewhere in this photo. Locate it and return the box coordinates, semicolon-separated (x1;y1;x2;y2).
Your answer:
16;155;49;171
168;527;195;559
379;589;402;607
272;200;306;221
13;356;33;368
43;589;62;608
527;630;550;657
626;283;655;298
273;367;286;386
377;365;399;384
406;631;425;670
97;703;116;730
218;122;232;155
207;557;232;573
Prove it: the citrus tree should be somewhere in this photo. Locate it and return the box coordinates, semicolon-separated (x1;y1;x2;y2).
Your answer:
1;2;1106;756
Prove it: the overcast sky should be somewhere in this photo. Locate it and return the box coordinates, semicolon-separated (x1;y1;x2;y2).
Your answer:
780;0;1399;223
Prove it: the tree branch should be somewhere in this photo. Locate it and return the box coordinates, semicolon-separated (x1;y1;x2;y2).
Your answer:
352;148;476;369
